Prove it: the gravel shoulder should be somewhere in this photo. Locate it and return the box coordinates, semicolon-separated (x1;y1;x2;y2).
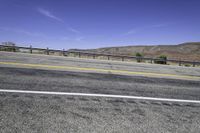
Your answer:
1;51;200;77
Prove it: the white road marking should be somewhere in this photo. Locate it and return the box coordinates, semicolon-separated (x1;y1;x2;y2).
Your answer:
0;89;200;104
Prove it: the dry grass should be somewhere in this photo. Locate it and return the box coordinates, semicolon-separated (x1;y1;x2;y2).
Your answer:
73;42;200;61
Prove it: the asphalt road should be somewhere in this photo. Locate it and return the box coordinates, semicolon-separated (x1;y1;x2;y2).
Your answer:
0;51;200;132
0;67;200;132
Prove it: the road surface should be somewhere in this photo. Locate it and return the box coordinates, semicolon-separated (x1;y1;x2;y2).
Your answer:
0;51;200;133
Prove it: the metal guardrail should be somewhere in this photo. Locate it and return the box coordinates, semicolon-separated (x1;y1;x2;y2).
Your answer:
0;44;200;67
67;50;200;66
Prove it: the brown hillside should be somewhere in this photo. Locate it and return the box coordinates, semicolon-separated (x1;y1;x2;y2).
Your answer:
71;42;200;61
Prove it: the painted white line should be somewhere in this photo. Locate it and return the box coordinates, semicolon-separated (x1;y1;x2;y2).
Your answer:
0;89;200;104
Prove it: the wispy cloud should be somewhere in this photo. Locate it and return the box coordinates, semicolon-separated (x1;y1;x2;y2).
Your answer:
75;37;84;41
37;7;81;34
37;8;63;22
124;23;173;35
0;27;47;38
68;27;80;34
150;23;172;28
60;36;69;41
124;29;137;35
60;36;85;42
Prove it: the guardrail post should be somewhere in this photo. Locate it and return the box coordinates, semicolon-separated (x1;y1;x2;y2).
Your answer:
62;49;65;56
179;60;182;66
12;45;16;52
46;47;49;55
78;52;81;58
150;59;153;64
30;45;32;54
193;62;195;67
108;55;110;60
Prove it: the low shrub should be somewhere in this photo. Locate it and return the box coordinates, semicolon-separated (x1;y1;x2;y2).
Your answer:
135;52;143;62
0;47;17;52
154;55;167;64
184;64;191;67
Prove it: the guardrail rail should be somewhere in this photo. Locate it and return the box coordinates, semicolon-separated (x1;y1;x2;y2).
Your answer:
0;44;199;67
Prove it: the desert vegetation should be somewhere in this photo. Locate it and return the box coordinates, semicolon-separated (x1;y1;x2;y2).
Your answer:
154;55;167;64
135;52;143;62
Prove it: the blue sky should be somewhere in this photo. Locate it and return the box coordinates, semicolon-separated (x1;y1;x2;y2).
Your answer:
0;0;200;49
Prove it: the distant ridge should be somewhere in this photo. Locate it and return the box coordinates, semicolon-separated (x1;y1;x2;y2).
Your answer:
69;42;200;61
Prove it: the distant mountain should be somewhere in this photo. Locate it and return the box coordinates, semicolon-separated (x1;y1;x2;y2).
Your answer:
69;42;200;61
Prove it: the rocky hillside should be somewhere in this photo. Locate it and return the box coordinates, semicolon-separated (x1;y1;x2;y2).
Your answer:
70;42;200;61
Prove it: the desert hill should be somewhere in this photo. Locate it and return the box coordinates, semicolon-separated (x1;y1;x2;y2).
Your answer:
70;42;200;61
